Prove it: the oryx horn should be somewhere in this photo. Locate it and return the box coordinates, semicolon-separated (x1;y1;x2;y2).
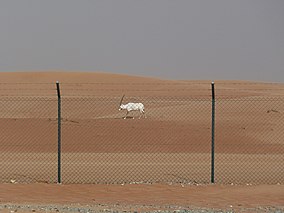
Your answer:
119;94;125;106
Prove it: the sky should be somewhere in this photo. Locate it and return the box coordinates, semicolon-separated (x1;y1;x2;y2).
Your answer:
0;0;284;82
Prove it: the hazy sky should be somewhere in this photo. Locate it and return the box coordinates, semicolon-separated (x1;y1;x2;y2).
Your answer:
0;0;284;82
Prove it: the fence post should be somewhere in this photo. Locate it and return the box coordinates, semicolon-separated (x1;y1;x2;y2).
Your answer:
56;81;62;184
211;81;215;183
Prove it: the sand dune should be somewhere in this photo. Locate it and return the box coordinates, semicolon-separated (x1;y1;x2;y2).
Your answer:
0;71;283;97
0;72;284;184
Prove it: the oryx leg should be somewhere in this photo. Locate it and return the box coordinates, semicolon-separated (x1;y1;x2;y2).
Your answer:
143;110;146;118
124;111;129;119
139;109;146;119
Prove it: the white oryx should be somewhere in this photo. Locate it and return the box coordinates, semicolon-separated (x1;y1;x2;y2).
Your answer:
119;95;146;119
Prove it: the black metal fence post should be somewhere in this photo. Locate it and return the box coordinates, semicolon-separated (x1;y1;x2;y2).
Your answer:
56;81;62;184
211;81;215;183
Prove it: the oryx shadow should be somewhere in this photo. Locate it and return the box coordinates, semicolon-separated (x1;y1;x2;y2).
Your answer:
115;116;135;120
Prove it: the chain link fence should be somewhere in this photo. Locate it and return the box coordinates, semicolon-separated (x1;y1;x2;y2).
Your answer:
215;96;284;184
0;96;57;183
60;96;211;184
0;82;283;184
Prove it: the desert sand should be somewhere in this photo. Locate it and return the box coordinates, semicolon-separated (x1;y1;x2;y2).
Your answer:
0;72;283;211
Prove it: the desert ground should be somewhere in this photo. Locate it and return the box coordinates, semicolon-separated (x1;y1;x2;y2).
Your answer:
0;72;284;212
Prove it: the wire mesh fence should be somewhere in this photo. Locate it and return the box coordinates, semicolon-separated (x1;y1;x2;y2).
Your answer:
0;82;283;184
0;96;58;183
215;96;284;184
61;96;211;184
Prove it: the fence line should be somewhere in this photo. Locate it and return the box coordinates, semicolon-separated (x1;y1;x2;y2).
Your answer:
0;82;283;184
